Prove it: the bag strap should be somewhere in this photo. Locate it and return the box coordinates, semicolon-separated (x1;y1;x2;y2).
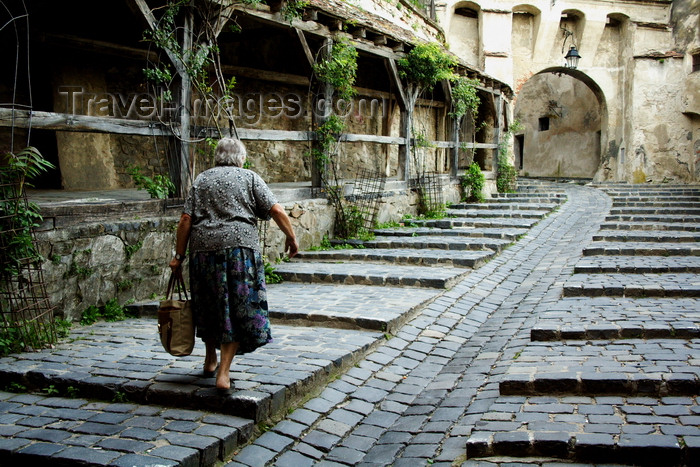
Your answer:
166;271;189;301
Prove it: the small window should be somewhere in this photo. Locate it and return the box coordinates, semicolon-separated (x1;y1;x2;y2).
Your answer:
539;117;550;131
693;53;700;73
455;7;478;18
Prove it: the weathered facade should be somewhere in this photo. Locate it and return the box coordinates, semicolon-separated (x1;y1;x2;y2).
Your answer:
440;0;700;182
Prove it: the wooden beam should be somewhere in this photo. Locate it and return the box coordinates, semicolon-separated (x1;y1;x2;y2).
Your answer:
385;58;407;110
0;109;171;136
239;7;402;60
295;28;315;68
1;108;419;146
220;64;310;86
303;9;318;21
372;34;388;46
128;0;187;78
351;27;366;39
40;34;157;62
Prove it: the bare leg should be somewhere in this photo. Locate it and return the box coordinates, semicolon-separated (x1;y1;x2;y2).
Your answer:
204;342;218;374
216;341;240;390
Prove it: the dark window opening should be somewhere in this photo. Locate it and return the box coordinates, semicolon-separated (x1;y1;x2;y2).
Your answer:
515;134;524;170
692;53;700;73
539;117;550;131
455;8;478;18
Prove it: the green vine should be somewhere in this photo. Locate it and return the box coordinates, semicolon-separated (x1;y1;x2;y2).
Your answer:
310;37;366;240
460;162;485;202
398;42;456;91
313;37;358;101
450;76;480;122
496;121;523;193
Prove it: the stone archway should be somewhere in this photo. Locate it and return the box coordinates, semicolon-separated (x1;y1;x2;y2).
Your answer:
514;67;607;179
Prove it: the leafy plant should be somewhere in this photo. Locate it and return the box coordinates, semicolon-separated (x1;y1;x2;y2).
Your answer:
43;385;60;396
125;241;143;259
0;147;55;276
264;261;283;284
80;305;101;326
66;386;80;398
79;298;129;326
461;162;485;202
102;298;127;322
5;382;26;393
128;166;175;199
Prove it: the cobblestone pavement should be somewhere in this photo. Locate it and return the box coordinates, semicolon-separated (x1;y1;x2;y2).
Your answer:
227;183;615;466
2;182;698;466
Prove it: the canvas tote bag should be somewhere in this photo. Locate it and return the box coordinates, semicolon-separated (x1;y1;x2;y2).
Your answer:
158;272;194;356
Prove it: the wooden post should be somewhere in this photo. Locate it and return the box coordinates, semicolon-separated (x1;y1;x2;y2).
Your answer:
385;58;409;181
492;92;502;175
311;38;334;188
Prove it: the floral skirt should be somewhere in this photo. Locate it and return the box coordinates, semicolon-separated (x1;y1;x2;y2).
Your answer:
189;246;272;354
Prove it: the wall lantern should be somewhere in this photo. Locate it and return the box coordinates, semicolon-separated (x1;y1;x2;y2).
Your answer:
560;25;581;70
564;45;581;69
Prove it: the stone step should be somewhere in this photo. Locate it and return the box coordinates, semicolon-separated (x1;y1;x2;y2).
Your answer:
530;297;700;341
465;395;699;466
563;273;700;297
273;261;467;289
582;242;700;256
412;217;540;230
266;283;439;333
600;222;700;232
296;247;495;268
364;235;511;252
574;256;700;273
492;192;567;201
449;202;557;211
446;208;548;219
499;339;700;397
602;190;700;197
0;319;382;424
592;230;700;242
612;200;700;207
610;207;700;216
605;214;700;223
372;226;527;241
0;390;252;466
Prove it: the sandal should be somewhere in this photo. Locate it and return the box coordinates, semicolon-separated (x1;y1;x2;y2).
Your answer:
202;365;219;378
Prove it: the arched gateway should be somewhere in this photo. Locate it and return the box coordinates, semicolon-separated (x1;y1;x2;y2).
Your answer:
514;67;607;180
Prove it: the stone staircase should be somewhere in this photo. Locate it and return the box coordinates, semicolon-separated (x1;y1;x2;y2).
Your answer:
0;180;565;466
465;184;700;466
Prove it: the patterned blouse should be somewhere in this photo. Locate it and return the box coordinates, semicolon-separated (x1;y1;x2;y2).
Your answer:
183;166;278;253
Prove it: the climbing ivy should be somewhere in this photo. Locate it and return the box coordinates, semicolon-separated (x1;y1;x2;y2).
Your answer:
312;37;358;101
397;42;456;93
449;76;480;122
496;121;523;193
310;38;366;240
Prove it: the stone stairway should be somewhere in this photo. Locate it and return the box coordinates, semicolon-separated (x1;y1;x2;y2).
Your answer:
465;184;700;466
0;180;565;466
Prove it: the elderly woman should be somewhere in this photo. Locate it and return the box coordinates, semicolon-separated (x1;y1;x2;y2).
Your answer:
169;137;298;392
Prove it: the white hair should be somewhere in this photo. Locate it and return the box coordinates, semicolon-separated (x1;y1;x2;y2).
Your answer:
214;137;247;167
